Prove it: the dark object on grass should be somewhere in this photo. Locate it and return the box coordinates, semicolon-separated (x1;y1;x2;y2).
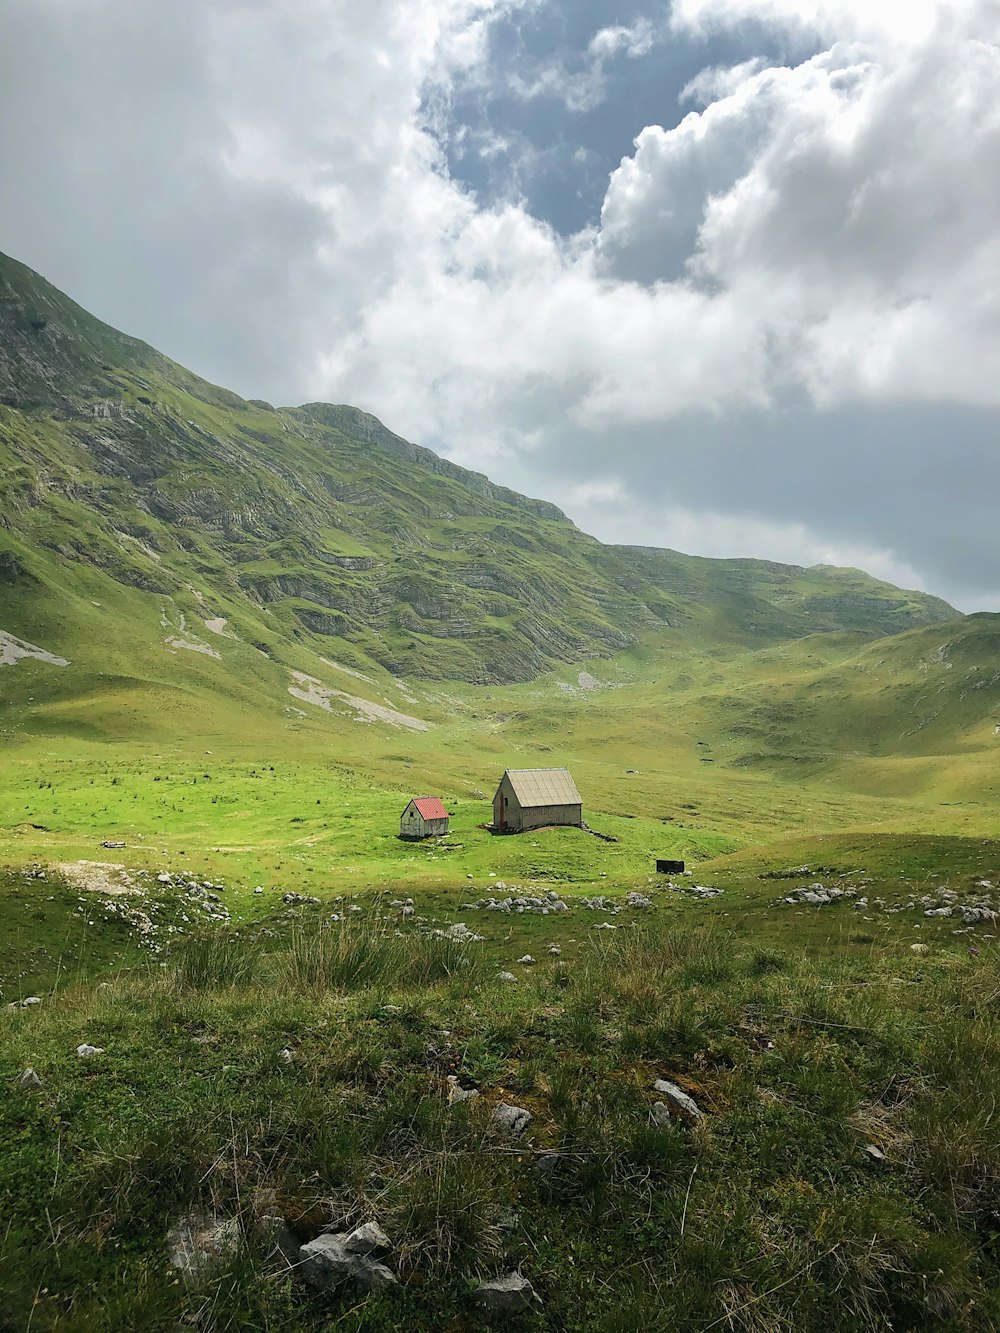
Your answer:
657;859;685;874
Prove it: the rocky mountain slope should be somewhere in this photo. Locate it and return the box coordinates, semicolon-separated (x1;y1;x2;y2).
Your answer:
0;250;958;716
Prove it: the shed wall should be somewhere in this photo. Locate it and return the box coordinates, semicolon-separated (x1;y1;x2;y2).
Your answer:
516;802;582;831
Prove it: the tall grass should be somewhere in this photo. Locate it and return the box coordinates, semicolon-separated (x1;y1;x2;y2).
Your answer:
169;931;263;991
282;918;484;993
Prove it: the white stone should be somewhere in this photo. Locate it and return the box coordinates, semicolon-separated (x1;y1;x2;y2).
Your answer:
491;1102;532;1136
299;1233;398;1290
447;1076;480;1105
474;1272;542;1312
342;1222;391;1256
653;1079;703;1120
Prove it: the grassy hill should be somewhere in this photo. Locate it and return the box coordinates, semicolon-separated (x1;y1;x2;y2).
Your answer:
0;249;957;721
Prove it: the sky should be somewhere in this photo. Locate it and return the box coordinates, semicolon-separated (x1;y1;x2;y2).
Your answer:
1;0;998;610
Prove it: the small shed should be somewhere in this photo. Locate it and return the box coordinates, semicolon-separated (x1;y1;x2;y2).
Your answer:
399;796;449;840
492;768;582;834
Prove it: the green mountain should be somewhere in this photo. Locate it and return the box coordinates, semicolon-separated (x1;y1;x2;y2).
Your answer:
0;249;958;742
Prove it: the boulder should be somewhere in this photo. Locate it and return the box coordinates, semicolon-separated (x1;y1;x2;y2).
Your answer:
18;1068;42;1089
299;1232;398;1291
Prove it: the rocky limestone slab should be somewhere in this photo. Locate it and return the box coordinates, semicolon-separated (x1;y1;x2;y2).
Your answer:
653;1079;703;1121
342;1221;392;1256
299;1232;398;1291
474;1272;542;1312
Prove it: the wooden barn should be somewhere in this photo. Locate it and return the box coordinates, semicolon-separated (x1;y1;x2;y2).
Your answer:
399;796;450;840
492;768;582;833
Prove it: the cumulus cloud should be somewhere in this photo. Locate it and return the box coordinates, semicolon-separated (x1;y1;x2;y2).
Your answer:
0;0;998;607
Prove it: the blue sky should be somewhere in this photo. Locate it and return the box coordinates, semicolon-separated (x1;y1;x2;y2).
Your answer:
1;0;998;609
439;4;794;234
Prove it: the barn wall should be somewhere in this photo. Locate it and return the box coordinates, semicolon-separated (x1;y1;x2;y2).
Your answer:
494;775;516;829
517;803;582;831
400;804;426;839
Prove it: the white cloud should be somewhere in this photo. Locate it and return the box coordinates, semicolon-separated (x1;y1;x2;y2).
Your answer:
2;0;999;606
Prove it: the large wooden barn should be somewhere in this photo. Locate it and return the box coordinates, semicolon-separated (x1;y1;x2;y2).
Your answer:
399;796;450;840
492;768;582;833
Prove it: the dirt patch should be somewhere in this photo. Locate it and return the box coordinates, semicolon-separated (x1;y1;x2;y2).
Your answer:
203;618;231;637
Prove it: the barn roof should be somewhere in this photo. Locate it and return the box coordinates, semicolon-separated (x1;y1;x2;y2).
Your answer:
503;768;581;808
411;796;448;820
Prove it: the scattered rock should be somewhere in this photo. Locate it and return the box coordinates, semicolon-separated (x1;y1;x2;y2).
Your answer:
653;1079;703;1121
626;892;652;909
438;922;485;942
547;944;561;955
910;943;930;955
491;1102;532;1136
282;892;319;906
534;1152;560;1178
962;906;996;925
21;996;42;1007
76;1044;104;1058
342;1222;392;1256
299;1231;398;1291
496;971;518;982
863;1143;888;1165
517;954;536;965
168;1213;241;1283
18;1068;42;1089
447;1075;480;1105
257;1213;300;1267
650;1101;671;1127
473;1272;542;1313
278;1048;295;1065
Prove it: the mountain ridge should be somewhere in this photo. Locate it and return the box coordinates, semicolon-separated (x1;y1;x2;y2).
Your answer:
0;249;960;723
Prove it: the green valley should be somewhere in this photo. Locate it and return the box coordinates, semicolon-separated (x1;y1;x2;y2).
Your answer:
2;251;999;1332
